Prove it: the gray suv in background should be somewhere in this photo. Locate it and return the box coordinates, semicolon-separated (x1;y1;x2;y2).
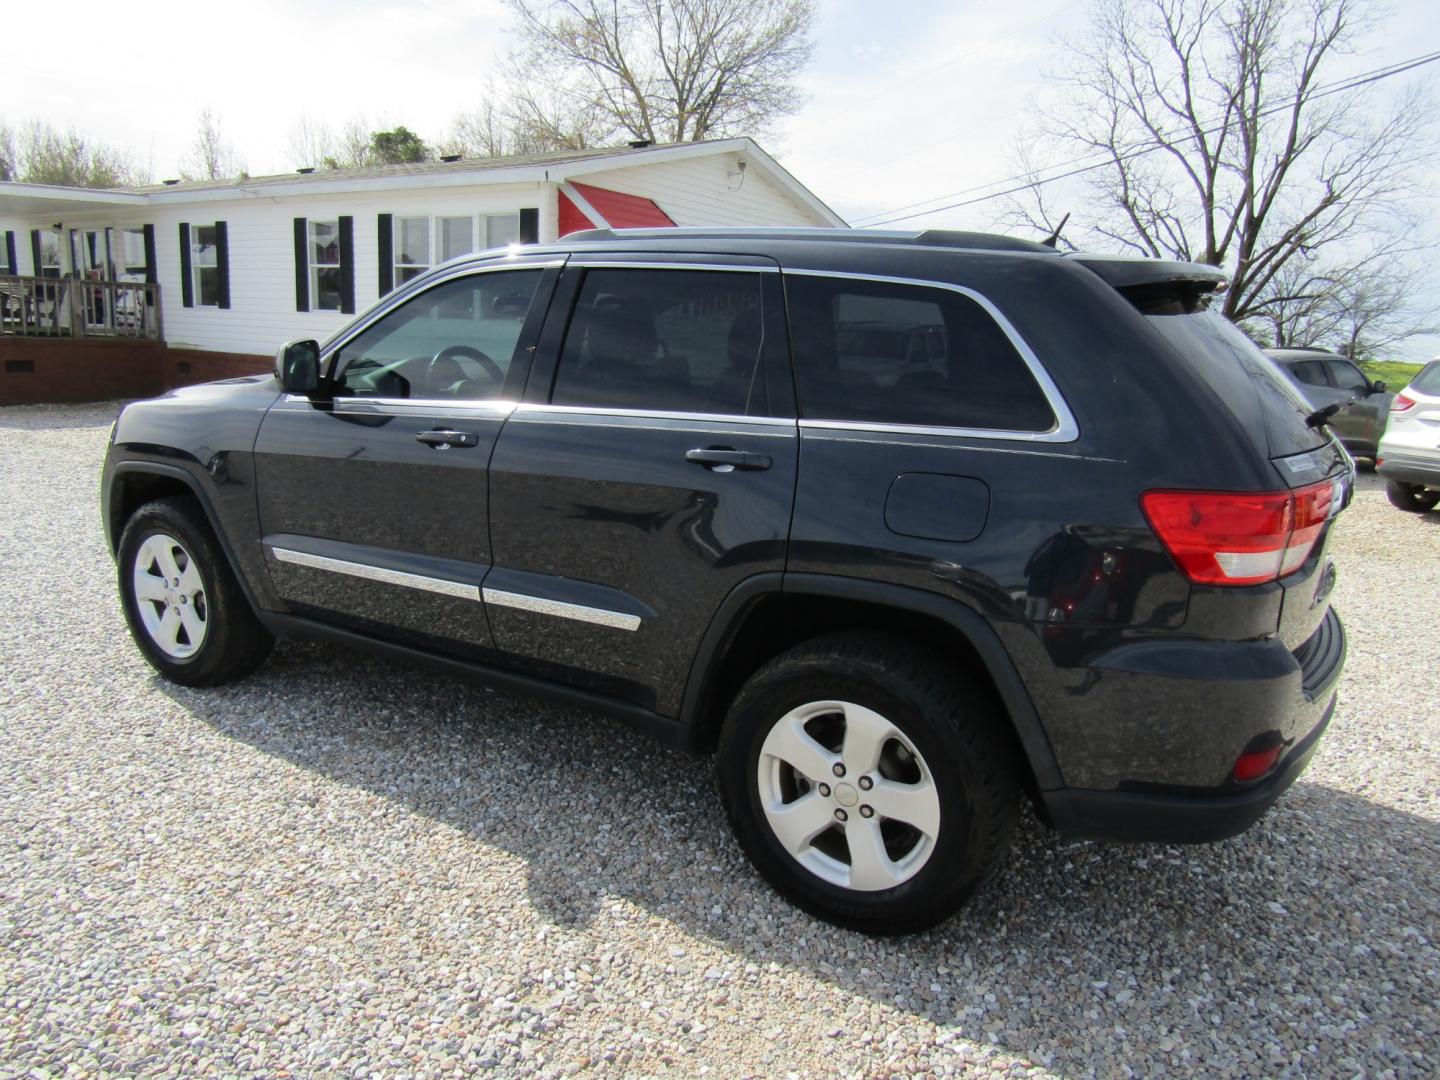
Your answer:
1265;347;1392;460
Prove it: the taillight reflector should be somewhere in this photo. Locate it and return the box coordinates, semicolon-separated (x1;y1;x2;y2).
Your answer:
1234;745;1284;782
1141;479;1337;586
1391;392;1416;412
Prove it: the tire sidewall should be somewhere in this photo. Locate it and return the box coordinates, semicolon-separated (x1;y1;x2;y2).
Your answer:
721;657;994;930
117;505;230;684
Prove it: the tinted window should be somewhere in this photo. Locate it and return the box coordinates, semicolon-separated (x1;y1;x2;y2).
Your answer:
551;269;768;415
1325;359;1369;393
336;269;541;399
785;275;1055;431
1408;361;1440;396
1289;359;1330;387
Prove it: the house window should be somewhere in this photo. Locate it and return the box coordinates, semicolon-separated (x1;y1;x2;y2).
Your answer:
191;225;221;306
438;216;474;263
395;216;430;284
310;220;343;311
484;213;520;248
40;232;64;277
121;229;147;278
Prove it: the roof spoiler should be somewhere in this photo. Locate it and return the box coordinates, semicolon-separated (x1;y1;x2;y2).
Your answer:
1067;253;1228;291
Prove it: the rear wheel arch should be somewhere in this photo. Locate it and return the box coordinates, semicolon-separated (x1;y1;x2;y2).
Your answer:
681;573;1063;793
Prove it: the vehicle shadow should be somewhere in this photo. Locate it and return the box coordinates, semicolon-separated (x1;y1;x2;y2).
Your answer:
159;642;1438;1072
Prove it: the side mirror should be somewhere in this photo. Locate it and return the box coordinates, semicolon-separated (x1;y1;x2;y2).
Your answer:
1371;379;1386;394
275;339;321;394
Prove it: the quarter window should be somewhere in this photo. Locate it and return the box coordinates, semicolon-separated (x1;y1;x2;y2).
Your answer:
335;269;543;400
191;224;220;307
310;220;343;311
551;268;768;415
785;275;1055;432
1325;359;1369;394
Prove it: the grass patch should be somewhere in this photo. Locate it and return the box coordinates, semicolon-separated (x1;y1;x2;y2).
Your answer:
1360;360;1424;390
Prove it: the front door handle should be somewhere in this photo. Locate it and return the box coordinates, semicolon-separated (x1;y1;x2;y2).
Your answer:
685;447;772;471
416;429;479;448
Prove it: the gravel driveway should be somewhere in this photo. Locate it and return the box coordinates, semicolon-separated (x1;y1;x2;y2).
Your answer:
2;402;1436;1078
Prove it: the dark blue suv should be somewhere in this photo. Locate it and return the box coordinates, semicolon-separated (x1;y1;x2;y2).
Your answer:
102;228;1350;933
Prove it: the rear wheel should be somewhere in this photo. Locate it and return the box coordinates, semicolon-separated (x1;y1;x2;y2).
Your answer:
117;497;273;686
1385;480;1440;512
718;633;1019;934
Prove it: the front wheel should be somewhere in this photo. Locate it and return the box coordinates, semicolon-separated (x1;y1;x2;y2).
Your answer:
117;497;273;686
718;634;1019;934
1386;480;1440;513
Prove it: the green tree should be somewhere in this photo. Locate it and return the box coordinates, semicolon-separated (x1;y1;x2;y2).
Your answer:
368;126;430;164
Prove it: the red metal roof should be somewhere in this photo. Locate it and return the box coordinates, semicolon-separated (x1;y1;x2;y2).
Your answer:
562;181;676;234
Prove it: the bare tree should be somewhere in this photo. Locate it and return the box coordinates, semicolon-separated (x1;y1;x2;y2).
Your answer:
505;0;816;145
181;109;245;181
13;121;147;187
1011;0;1436;334
288;115;376;170
0;122;16;182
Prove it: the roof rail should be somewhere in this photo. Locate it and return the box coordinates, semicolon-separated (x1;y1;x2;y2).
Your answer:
560;226;1056;253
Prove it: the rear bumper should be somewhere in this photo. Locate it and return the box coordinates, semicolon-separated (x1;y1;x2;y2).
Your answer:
1040;692;1334;842
1377;451;1440;488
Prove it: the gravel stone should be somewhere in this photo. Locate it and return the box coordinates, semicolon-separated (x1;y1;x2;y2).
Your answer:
1;402;1436;1077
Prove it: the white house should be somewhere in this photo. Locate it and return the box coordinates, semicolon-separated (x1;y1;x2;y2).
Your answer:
0;138;842;374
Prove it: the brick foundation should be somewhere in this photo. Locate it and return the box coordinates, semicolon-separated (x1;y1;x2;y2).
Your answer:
0;339;271;406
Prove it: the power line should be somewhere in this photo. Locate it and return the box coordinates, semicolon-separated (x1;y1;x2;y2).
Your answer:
850;49;1440;228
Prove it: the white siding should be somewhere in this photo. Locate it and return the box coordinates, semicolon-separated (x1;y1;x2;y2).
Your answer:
577;152;832;228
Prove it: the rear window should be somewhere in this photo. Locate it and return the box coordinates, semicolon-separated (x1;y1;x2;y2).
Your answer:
1138;299;1326;457
785;274;1055;432
1408;361;1440;396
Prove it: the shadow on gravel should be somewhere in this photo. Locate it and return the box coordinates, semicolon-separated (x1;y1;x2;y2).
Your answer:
160;641;1438;1068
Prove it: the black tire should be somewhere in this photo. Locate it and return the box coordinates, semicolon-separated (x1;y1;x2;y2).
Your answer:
117;496;273;686
1385;480;1440;513
717;632;1019;935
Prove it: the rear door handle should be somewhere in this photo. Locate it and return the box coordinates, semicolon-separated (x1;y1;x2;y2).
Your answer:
685;447;771;471
416;429;479;448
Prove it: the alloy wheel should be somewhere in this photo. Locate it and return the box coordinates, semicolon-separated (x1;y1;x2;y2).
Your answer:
131;532;208;659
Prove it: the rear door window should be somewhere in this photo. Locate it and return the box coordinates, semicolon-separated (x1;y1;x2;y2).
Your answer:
784;274;1056;432
550;268;768;415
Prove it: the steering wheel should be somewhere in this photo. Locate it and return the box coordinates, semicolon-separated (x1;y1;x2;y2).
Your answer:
427;345;503;392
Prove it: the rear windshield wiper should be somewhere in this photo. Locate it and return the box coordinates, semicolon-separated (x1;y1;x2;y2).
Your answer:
1305;403;1342;430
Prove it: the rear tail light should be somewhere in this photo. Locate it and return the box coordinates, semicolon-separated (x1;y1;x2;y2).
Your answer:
1141;479;1338;586
1391;392;1416;412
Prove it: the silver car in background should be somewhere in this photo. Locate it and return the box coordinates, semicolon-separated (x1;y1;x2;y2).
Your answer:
1265;347;1393;461
1377;360;1440;512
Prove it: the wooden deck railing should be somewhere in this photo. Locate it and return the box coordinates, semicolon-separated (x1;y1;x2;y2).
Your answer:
0;275;162;340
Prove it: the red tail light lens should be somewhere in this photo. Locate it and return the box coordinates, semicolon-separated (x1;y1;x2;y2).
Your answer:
1391;392;1416;412
1141;479;1337;586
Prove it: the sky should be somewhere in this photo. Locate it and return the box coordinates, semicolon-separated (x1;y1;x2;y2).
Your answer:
5;0;1439;357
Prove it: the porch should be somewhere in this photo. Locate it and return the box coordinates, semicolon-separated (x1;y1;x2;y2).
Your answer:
0;274;162;340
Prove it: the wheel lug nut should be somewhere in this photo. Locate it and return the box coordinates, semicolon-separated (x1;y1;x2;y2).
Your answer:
817;783;831;798
860;805;874;818
833;808;847;822
832;763;846;778
858;776;873;791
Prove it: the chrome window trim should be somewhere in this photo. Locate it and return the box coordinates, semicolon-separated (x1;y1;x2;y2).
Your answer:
482;588;642;632
781;267;1080;444
282;394;517;414
268;546;480;601
511;403;795;428
320;258;566;377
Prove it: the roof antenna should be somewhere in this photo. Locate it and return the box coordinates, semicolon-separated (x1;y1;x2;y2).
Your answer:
1041;212;1071;248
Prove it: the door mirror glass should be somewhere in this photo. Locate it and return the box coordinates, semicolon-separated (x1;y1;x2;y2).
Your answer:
1371;379;1386;394
276;339;321;393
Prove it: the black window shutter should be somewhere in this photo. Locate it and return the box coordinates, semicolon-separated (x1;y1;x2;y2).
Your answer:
30;230;42;276
377;213;393;296
142;225;157;284
293;217;309;311
519;208;539;245
214;221;231;309
339;215;355;314
178;222;194;308
3;232;15;276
